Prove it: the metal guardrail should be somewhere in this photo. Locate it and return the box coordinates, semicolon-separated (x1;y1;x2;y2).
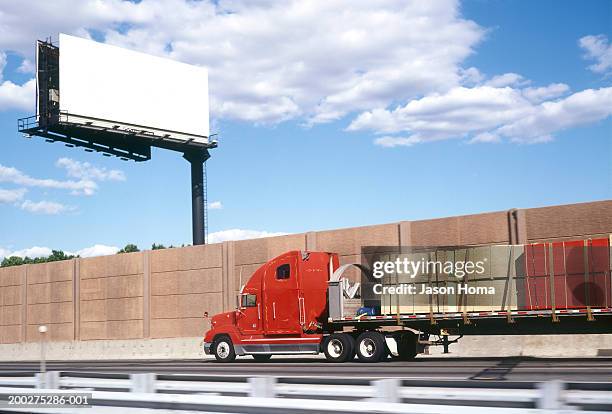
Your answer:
0;371;610;413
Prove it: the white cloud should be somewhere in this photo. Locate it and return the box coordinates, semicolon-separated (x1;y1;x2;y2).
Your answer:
208;201;223;210
74;244;119;257
0;244;119;260
0;164;97;195
17;59;35;74
469;131;501;144
0;51;6;80
2;246;53;259
20;200;73;215
56;158;126;182
484;73;527;88
373;136;421;148
0;188;27;203
580;34;612;75
496;87;612;143
351;85;612;145
0;78;35;111
522;83;569;103
208;229;287;244
0;0;483;123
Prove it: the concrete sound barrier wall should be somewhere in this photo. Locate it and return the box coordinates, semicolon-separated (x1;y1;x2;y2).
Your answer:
0;200;610;359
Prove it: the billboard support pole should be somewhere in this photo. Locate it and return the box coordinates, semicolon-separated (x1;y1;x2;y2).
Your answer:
184;149;211;245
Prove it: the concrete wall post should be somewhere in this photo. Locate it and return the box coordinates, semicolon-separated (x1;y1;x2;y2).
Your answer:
143;251;151;338
305;232;317;250
399;221;412;252
73;259;80;341
20;265;28;343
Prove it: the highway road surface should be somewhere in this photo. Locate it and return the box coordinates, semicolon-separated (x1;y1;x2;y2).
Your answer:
1;357;611;382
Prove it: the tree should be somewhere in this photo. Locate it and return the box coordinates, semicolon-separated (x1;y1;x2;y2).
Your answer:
1;256;25;267
1;250;76;268
118;244;139;254
151;243;166;250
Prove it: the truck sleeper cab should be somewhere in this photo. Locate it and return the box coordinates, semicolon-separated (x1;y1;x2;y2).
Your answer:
203;250;421;363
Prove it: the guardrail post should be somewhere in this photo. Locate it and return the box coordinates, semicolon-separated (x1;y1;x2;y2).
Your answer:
130;373;156;393
373;378;400;403
36;371;59;389
536;380;565;410
248;376;276;398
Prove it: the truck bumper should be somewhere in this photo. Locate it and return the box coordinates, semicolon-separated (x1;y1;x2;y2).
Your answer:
203;342;213;355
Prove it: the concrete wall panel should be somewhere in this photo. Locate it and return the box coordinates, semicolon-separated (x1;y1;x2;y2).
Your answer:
27;260;73;284
80;320;143;341
151;268;222;296
234;234;306;265
27;302;73;325
150;317;209;339
81;297;143;322
80;275;143;301
80;252;143;279
2;304;21;325
316;224;399;256
26;323;73;342
0;266;23;287
151;293;222;319
27;281;72;305
1;285;22;306
526;201;612;241
150;244;222;273
1;325;22;344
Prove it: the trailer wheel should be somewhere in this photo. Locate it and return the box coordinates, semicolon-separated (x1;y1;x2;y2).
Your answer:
356;331;386;363
323;333;355;362
212;335;236;362
396;331;418;360
252;354;272;362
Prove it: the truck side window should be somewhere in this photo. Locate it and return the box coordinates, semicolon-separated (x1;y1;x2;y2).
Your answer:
276;264;291;280
241;294;257;307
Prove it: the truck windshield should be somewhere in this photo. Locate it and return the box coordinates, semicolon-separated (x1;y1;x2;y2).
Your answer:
241;294;257;307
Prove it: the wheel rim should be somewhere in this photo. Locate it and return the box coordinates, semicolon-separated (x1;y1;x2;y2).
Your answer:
217;341;230;358
327;338;344;358
359;338;376;357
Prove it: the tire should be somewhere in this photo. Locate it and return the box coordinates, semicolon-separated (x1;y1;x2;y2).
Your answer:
252;354;272;362
396;331;418;361
355;331;387;363
323;333;355;362
212;335;236;362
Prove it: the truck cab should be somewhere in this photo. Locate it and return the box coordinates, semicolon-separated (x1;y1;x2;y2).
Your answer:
203;251;339;362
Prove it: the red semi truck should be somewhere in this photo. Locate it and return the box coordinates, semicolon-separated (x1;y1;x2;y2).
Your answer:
203;239;612;362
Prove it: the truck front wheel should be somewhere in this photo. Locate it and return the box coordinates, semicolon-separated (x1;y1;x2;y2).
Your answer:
212;335;236;362
323;333;355;362
356;331;387;362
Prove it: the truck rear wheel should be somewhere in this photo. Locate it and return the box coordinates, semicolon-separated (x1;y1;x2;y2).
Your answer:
323;333;355;362
212;335;236;362
356;331;387;362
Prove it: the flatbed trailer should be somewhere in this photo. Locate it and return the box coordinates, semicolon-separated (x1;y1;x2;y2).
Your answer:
203;237;612;362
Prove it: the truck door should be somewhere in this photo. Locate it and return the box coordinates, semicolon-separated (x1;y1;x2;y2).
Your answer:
237;292;261;334
263;255;302;334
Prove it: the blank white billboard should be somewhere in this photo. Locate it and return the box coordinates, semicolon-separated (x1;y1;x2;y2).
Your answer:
59;33;209;142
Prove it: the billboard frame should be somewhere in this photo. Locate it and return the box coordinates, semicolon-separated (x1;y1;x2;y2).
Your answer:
17;38;217;245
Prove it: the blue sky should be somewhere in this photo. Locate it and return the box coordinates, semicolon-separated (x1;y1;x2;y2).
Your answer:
0;0;610;258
